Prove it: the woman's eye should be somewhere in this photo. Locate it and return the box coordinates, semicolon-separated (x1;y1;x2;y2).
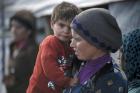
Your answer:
74;38;81;42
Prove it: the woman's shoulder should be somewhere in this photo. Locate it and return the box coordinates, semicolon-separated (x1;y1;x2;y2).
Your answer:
93;62;128;93
95;62;127;84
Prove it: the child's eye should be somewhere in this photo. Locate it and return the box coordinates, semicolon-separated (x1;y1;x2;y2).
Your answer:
58;23;70;30
58;23;66;28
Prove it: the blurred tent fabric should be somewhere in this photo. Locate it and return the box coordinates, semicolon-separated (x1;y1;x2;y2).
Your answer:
4;0;125;30
6;0;124;17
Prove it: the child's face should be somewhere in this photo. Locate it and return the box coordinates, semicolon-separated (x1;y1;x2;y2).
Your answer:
51;20;72;42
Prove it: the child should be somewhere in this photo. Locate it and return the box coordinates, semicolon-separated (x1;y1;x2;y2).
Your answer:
26;2;81;93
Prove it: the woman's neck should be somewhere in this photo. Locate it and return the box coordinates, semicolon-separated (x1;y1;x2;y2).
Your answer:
91;52;108;60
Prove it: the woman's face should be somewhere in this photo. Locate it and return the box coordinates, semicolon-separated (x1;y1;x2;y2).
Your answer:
70;29;105;60
10;20;30;42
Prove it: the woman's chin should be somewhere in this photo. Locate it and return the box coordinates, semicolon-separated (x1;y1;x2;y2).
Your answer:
77;55;83;60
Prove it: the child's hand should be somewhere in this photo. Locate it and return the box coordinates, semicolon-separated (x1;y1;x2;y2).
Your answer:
69;77;79;86
59;65;71;71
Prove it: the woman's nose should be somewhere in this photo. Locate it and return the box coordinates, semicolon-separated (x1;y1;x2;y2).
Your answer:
70;39;75;48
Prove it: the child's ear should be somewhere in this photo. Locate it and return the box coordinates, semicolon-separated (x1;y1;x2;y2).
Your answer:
50;21;54;29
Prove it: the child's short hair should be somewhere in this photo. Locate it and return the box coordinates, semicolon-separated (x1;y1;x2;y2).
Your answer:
51;2;81;23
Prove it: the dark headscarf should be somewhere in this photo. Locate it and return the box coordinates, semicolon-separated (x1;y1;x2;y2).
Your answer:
122;29;140;90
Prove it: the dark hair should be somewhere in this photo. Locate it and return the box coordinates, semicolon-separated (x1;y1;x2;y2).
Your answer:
10;10;36;41
51;2;81;23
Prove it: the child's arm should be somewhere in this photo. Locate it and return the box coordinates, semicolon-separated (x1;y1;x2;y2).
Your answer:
40;38;72;88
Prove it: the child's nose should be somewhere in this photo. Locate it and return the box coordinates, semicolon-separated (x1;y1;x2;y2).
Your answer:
63;26;71;33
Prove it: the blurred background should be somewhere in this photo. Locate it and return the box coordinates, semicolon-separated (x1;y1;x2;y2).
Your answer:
0;0;139;93
0;0;120;78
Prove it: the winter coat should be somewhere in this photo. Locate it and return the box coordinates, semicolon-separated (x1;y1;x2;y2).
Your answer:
4;40;38;93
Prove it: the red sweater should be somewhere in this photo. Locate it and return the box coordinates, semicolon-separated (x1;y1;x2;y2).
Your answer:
26;35;73;93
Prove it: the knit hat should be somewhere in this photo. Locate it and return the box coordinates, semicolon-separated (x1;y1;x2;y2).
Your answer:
10;10;36;31
71;8;122;53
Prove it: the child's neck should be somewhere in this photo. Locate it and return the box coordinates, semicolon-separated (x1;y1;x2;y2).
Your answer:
60;41;70;47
